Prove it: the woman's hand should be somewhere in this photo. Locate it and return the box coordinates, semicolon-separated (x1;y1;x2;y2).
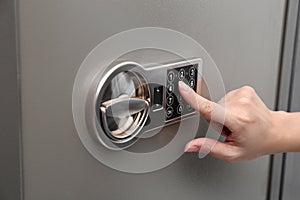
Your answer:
179;81;291;162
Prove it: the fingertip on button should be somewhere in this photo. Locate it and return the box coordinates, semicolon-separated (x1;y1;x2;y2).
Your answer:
178;81;190;92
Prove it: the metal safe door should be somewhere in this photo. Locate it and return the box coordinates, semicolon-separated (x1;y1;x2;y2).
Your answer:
19;0;285;199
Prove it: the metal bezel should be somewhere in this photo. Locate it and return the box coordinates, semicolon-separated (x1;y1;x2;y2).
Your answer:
94;62;151;148
88;58;202;150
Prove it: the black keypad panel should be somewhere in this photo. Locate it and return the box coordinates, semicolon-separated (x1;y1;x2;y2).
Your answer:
165;64;198;121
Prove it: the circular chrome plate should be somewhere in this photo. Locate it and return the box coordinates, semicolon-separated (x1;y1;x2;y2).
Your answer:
97;63;150;145
72;27;224;173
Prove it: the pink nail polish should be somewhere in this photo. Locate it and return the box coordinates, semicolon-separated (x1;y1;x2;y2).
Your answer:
185;146;200;152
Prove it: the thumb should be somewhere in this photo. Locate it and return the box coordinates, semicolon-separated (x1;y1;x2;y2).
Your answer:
184;138;240;162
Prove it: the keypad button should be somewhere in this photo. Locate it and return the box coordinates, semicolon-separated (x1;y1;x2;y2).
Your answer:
166;65;198;121
189;67;195;77
177;104;183;114
167;83;174;93
186;104;193;111
189;79;195;88
166;107;173;118
178;69;185;80
167;71;175;82
178;95;183;102
166;95;174;106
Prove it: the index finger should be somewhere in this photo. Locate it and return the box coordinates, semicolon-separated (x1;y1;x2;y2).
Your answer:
178;81;229;125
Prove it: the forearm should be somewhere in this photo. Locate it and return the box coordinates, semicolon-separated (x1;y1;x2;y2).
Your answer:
272;111;300;153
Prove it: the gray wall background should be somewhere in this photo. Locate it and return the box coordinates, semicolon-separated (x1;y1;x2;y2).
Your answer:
0;0;22;200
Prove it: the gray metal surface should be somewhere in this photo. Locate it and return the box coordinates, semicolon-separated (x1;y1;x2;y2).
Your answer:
0;0;22;199
281;1;300;199
18;0;285;199
282;152;300;200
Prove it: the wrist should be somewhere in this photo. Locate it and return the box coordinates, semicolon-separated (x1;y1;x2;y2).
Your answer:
274;111;300;152
268;110;289;154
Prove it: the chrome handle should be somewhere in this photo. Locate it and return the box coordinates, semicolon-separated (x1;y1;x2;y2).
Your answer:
101;97;149;118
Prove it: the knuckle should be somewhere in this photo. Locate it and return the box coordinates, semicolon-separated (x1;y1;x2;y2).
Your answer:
238;97;251;106
236;112;254;123
201;101;214;117
242;85;255;93
223;146;243;163
239;86;256;98
223;153;239;163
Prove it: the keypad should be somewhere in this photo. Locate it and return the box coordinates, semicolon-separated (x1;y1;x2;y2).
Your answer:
165;64;198;121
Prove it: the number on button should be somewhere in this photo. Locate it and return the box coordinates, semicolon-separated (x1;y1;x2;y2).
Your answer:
179;69;185;80
167;83;174;93
166;107;173;118
168;71;175;82
189;67;195;77
177;104;183;114
167;95;174;106
189;79;195;88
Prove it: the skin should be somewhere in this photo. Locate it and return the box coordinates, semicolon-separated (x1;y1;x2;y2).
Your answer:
178;81;300;162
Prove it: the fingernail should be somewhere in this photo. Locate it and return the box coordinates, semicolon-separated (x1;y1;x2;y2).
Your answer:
184;142;199;152
185;146;199;152
178;81;191;92
184;142;192;152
